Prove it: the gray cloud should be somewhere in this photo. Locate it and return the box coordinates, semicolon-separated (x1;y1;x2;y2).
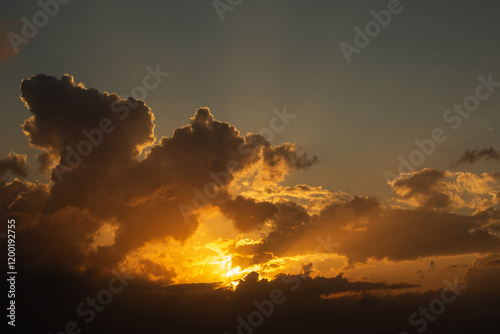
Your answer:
5;74;319;274
0;151;29;179
453;147;500;166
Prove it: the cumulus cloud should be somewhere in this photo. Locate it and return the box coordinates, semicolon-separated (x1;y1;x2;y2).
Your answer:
20;74;155;174
391;169;450;210
0;152;29;179
7;74;318;274
391;169;500;213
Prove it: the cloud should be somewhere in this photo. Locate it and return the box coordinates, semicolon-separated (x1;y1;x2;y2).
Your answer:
391;169;500;213
0;152;29;179
16;266;500;334
136;259;176;282
20;74;156;174
234;194;500;266
219;196;277;232
5;74;500;334
260;142;318;181
454;147;500;166
391;169;450;210
464;253;500;293
6;74;319;275
321;205;500;264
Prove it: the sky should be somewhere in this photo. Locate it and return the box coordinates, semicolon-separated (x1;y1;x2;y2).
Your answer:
1;1;500;333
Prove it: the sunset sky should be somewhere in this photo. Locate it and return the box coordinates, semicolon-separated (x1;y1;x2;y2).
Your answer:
1;1;500;333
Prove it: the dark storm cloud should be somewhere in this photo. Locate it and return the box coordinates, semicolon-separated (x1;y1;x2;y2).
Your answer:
454;147;500;166
0;151;29;179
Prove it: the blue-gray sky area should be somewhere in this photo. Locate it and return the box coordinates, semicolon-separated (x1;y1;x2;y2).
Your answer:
1;0;500;196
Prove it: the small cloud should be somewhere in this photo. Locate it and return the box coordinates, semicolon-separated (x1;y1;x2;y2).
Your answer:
453;147;500;167
0;151;29;180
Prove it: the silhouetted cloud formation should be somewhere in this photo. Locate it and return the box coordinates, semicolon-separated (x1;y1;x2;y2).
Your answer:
4;74;318;273
0;152;29;179
454;146;500;166
3;74;500;334
391;169;451;210
220;196;277;232
234;195;500;265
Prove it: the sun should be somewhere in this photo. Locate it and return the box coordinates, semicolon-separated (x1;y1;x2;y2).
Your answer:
116;210;275;286
212;254;251;285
